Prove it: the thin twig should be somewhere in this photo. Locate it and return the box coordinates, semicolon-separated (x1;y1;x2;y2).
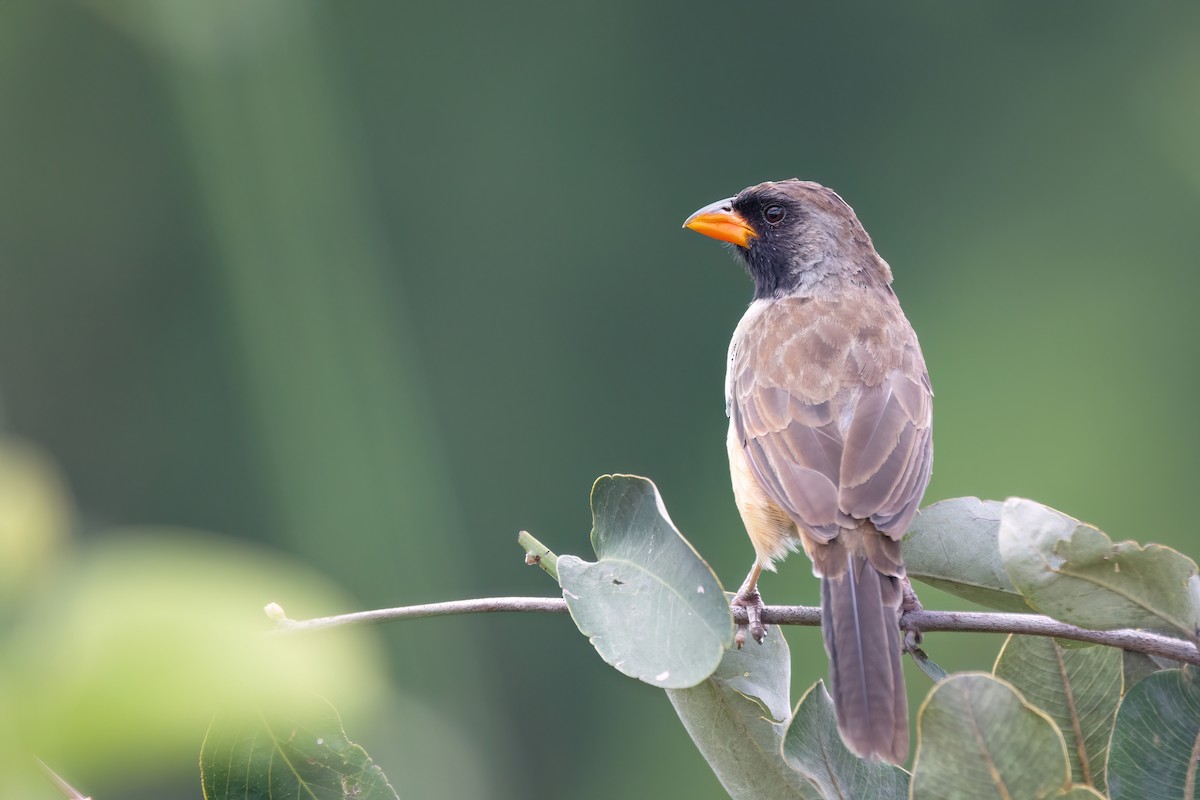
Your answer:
271;597;568;632
269;596;1200;665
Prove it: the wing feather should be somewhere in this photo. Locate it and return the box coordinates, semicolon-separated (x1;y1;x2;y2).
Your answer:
728;293;933;548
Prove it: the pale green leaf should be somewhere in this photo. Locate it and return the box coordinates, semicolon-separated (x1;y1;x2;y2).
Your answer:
201;698;398;800
910;644;950;683
1122;650;1179;692
667;623;821;800
999;498;1200;641
1107;667;1200;799
558;475;732;688
1057;787;1108;799
904;497;1031;612
911;672;1071;800
994;635;1121;793
782;681;909;799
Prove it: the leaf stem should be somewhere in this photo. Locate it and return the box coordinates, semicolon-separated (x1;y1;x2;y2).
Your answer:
517;530;559;581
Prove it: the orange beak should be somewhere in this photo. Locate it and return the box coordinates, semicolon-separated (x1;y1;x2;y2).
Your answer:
683;197;758;248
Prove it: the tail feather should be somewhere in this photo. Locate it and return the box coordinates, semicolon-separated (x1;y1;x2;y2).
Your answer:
820;550;908;763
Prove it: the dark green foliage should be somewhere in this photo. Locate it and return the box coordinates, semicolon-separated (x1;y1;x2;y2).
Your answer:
201;699;398;800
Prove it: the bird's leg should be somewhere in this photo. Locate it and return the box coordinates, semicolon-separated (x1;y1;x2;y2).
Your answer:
900;575;923;650
732;561;767;647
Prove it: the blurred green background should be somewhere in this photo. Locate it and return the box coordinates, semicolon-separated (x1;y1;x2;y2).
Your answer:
1;2;1198;798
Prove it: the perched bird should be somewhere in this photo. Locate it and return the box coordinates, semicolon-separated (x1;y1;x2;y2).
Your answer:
683;180;932;763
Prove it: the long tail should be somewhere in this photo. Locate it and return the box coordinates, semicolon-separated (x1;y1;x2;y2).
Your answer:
820;543;908;764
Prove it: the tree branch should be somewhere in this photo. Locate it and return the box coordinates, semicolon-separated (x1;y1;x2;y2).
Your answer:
763;605;1199;664
268;596;1200;665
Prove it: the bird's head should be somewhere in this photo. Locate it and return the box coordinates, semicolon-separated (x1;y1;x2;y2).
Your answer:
683;179;892;300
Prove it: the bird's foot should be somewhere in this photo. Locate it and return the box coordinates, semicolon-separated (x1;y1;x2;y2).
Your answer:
900;575;923;648
731;588;767;648
901;576;923;613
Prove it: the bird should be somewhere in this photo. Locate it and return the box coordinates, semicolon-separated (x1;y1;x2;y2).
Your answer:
683;179;932;764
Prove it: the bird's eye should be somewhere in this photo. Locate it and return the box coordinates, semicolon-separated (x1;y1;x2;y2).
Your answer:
764;205;786;225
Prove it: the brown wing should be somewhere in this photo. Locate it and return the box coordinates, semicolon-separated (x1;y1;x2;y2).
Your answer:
728;292;932;545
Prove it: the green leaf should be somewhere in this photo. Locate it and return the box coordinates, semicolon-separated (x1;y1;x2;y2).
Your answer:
904;497;1032;612
999;498;1200;641
911;672;1071;800
1107;667;1200;799
1057;788;1108;799
201;698;398;800
910;644;951;683
1122;650;1180;692
666;623;821;800
993;635;1121;794
557;475;733;688
782;681;909;799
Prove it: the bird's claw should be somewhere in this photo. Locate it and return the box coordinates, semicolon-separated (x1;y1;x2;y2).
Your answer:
900;576;924;648
731;589;767;648
901;576;923;613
